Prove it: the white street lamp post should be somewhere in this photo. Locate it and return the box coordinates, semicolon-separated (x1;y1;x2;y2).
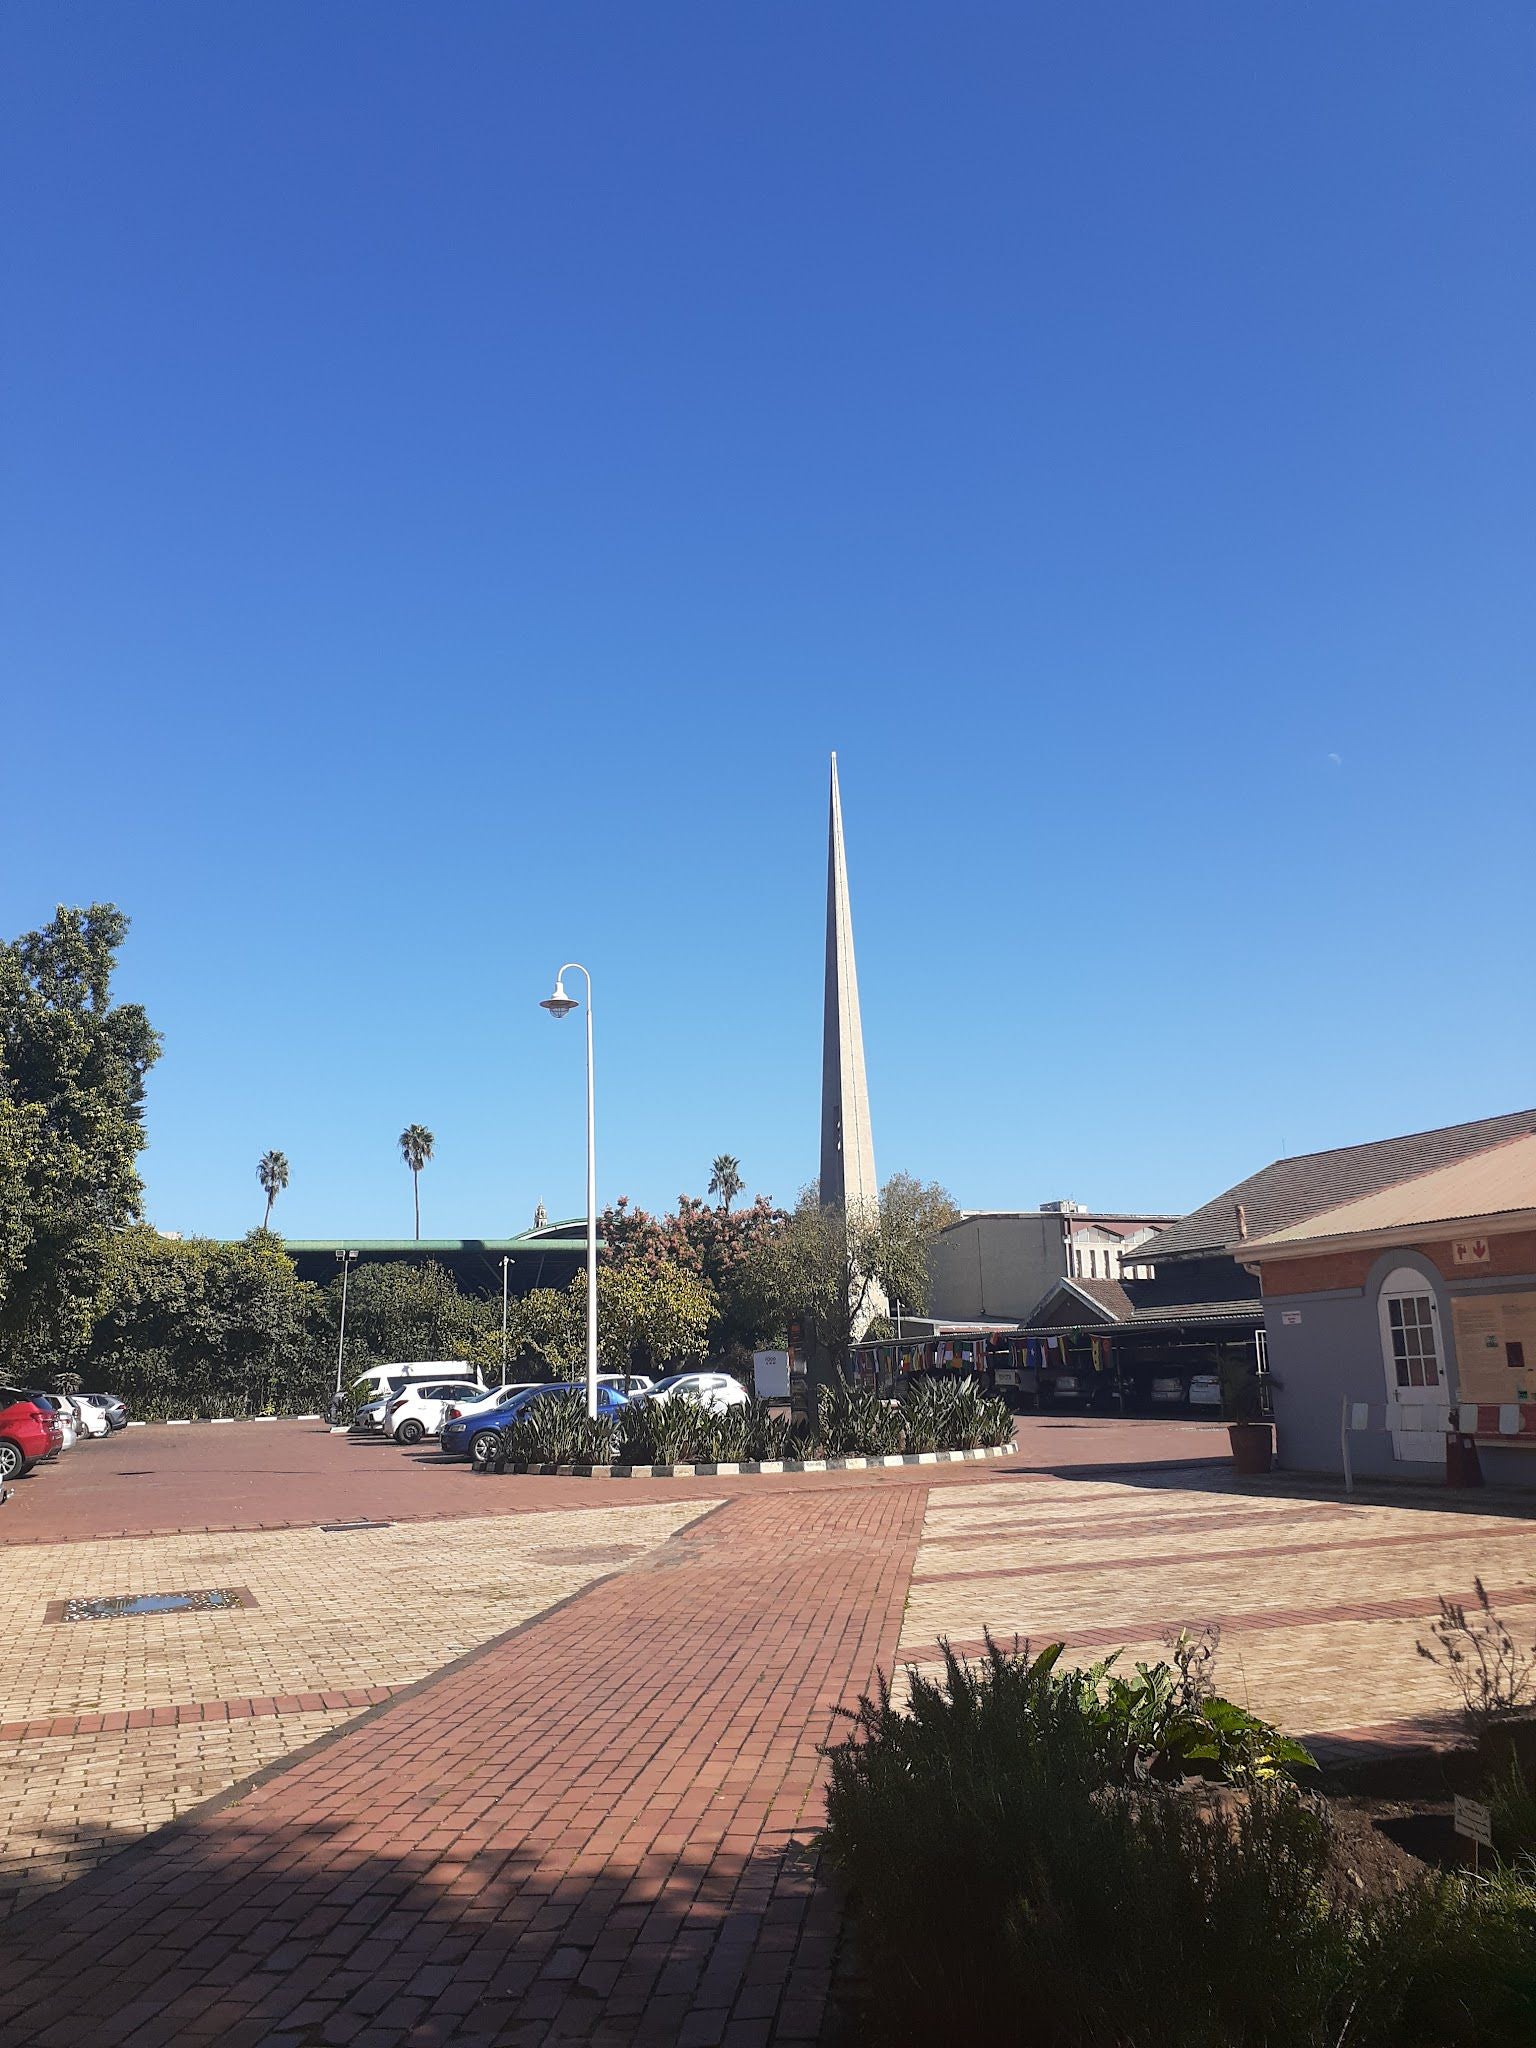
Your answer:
500;1254;510;1380
540;963;598;1419
333;1248;358;1419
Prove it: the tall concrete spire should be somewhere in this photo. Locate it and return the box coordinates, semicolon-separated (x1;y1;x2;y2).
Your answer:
820;753;879;1220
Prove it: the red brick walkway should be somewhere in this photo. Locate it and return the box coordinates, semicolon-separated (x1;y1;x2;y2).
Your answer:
0;1484;929;2047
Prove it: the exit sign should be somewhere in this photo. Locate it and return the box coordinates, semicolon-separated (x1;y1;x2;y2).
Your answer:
1454;1238;1492;1266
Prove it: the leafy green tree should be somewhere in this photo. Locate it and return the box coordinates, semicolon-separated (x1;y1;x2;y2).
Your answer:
321;1257;490;1385
83;1226;322;1417
864;1173;959;1318
0;904;160;1368
743;1174;958;1368
398;1124;434;1239
257;1150;290;1231
598;1192;786;1352
569;1258;715;1378
708;1154;744;1212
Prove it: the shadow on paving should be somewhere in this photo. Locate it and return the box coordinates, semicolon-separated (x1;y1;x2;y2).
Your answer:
0;1484;932;2048
0;1805;854;2048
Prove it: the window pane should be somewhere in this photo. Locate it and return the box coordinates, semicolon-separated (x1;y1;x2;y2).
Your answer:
1396;1358;1411;1387
1389;1299;1405;1328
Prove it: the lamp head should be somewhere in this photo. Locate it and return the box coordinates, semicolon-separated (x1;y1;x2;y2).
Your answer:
540;976;578;1020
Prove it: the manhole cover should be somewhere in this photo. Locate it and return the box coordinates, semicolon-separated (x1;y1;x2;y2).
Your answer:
46;1587;257;1624
537;1544;643;1565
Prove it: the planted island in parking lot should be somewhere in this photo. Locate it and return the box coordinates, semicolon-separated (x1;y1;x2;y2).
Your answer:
469;1376;1016;1474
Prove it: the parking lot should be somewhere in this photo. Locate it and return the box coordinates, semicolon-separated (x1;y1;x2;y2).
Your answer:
1;1415;1531;2045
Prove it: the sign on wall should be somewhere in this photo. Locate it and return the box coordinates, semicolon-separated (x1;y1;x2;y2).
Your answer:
1453;1237;1492;1266
1451;1293;1536;1406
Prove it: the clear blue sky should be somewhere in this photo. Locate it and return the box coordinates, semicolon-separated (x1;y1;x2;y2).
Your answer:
4;4;1533;1242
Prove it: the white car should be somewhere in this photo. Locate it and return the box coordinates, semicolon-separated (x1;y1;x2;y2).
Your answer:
636;1372;749;1415
384;1379;488;1445
39;1396;79;1450
350;1362;474;1430
65;1395;112;1438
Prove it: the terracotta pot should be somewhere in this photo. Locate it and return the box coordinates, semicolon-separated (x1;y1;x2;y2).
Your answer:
1228;1420;1274;1476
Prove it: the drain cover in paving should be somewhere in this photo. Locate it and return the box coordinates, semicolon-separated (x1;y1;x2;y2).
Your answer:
46;1587;256;1624
536;1544;643;1565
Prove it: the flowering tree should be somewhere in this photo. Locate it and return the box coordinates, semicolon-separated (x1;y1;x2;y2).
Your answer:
598;1192;787;1352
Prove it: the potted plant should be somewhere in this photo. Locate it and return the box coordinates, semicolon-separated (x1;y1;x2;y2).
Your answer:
1224;1367;1274;1476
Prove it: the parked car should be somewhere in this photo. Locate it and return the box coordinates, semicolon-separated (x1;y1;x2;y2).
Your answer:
0;1389;65;1479
632;1372;750;1415
75;1392;129;1431
1187;1373;1223;1409
1149;1375;1185;1406
439;1379;632;1462
351;1362;472;1429
383;1380;488;1445
443;1382;544;1425
63;1394;112;1438
37;1396;78;1451
1046;1373;1085;1403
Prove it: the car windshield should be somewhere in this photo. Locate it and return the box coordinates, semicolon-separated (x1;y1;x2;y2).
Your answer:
648;1375;696;1395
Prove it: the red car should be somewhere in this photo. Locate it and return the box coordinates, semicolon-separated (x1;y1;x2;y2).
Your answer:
0;1387;64;1480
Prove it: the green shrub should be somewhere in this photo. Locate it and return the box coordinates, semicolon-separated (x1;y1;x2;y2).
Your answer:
495;1389;617;1467
899;1375;1013;1452
615;1394;722;1464
818;1380;904;1457
478;1375;1013;1470
820;1634;1536;2048
1488;1751;1536;1860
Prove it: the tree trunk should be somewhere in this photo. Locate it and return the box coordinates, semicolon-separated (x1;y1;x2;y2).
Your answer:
263;1194;273;1230
413;1170;420;1240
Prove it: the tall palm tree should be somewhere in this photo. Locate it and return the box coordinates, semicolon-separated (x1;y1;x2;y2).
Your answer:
257;1150;289;1231
708;1153;744;1212
399;1124;435;1239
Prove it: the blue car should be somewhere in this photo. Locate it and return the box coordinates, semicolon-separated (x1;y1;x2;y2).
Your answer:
439;1380;630;1462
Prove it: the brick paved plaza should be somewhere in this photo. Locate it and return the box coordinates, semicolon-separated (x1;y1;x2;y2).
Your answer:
0;1419;1532;2045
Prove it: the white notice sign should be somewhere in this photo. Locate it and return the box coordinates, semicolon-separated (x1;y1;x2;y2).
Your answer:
1453;1796;1493;1848
1454;1237;1493;1266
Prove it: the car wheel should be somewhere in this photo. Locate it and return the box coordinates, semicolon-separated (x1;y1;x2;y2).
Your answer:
470;1430;500;1468
397;1419;425;1446
0;1440;28;1480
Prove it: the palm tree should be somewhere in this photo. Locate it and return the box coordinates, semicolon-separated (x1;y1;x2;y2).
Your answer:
257;1150;289;1231
709;1154;744;1212
399;1124;435;1239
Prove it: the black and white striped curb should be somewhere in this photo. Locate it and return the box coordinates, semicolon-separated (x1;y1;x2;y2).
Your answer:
477;1441;1019;1480
125;1414;325;1428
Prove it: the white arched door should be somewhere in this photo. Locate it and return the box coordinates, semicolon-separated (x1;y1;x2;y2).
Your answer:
1378;1266;1448;1462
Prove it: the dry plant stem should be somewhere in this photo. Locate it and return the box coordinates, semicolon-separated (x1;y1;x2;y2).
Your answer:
1414;1576;1536;1730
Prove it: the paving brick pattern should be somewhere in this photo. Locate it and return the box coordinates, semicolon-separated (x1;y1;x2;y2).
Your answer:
3;1429;1530;2043
0;1503;708;1921
0;1484;927;2046
897;1472;1536;1749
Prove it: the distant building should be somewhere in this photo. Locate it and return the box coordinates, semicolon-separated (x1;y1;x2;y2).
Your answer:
925;1204;1174;1325
282;1217;590;1297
